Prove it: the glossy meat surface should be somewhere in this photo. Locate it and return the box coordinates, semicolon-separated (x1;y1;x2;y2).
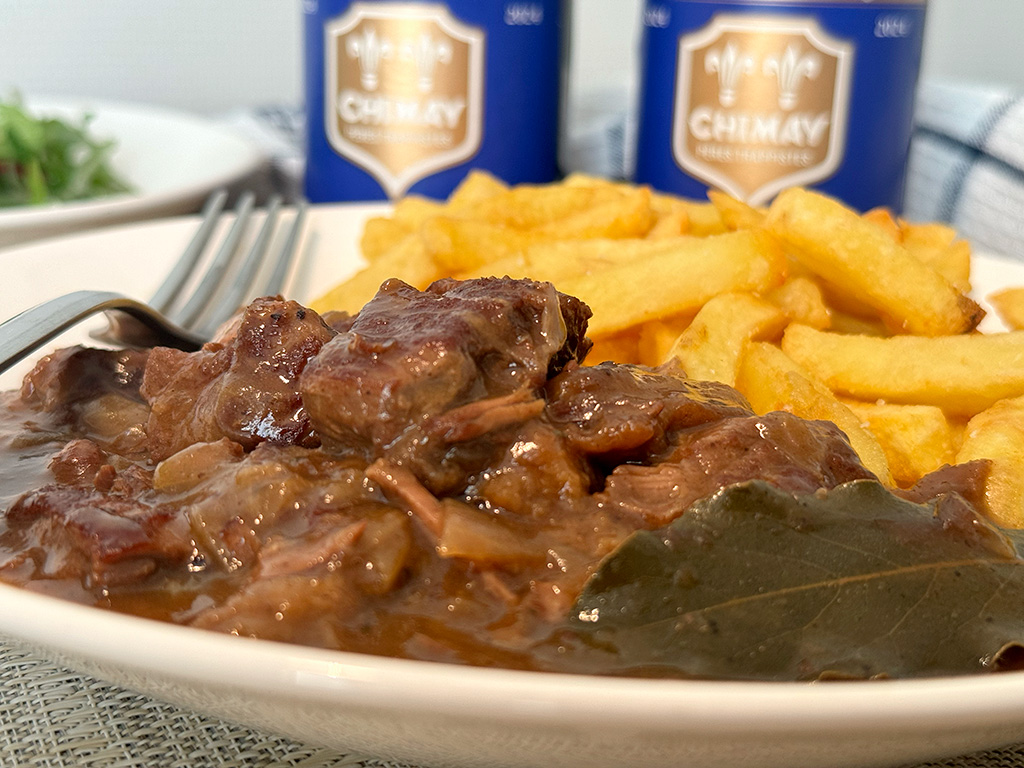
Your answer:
301;277;591;494
143;297;336;461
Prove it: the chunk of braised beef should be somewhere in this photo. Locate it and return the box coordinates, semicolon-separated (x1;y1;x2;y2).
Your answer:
546;288;592;376
20;346;149;415
896;458;991;509
544;361;753;464
48;438;109;487
598;411;877;528
319;309;356;333
141;346;229;460
141;297;336;461
666;410;878;492
301;277;590;492
891;459;1009;553
3;484;191;587
302;278;589;449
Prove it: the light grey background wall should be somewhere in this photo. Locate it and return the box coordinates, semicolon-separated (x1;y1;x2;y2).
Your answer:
0;0;1018;115
0;1;303;113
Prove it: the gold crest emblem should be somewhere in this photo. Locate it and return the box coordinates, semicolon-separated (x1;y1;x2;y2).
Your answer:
324;2;484;197
672;15;852;205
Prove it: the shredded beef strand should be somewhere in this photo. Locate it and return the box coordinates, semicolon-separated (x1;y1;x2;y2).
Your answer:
365;459;444;537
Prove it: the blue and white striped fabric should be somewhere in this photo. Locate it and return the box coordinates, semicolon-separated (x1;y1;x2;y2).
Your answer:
905;80;1024;261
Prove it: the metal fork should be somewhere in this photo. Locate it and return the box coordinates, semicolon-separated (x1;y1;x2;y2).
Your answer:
0;190;308;375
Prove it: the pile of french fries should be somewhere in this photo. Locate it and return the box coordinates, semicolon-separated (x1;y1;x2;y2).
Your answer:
311;171;1024;528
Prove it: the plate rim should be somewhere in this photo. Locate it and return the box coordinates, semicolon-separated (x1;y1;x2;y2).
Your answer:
0;96;268;238
5;575;1024;735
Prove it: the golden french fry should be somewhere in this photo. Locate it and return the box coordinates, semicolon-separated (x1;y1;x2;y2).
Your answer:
558;230;787;337
949;417;969;454
419;217;535;273
446;169;509;209
645;207;689;239
454;251;531;281
988;287;1024;331
957;395;1024;527
310;234;442;314
560;172;622;190
460;237;705;286
826;310;889;337
637;315;693;368
844;401;956;488
514;237;692;285
588;329;642;365
900;220;955;247
707;190;765;231
532;186;655;239
359;215;412;262
813;279;886;324
901;221;972;293
781;323;1024;417
359;172;509;265
766;276;831;330
456;182;628;229
665;292;786;386
650;192;726;236
736;342;893;483
390;195;446;227
861;207;901;241
424;188;658;274
765;188;983;336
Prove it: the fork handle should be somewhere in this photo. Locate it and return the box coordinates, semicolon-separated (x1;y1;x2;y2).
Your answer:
0;290;204;375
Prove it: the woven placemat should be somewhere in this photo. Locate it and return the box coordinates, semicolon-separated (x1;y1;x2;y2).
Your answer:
912;748;1024;768
0;643;413;768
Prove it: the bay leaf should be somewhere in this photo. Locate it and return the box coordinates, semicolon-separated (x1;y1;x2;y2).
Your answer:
568;479;1024;681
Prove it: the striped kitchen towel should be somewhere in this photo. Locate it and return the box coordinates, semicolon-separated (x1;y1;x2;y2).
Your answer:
905;79;1024;261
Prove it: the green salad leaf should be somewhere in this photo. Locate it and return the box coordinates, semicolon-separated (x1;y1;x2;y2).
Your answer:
0;97;132;207
568;479;1024;681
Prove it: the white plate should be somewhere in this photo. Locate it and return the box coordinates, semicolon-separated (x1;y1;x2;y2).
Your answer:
0;209;1023;768
0;98;267;249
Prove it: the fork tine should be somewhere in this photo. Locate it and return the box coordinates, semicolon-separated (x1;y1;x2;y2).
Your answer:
173;191;256;329
262;199;308;297
192;195;283;339
149;189;228;313
27;191;305;367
